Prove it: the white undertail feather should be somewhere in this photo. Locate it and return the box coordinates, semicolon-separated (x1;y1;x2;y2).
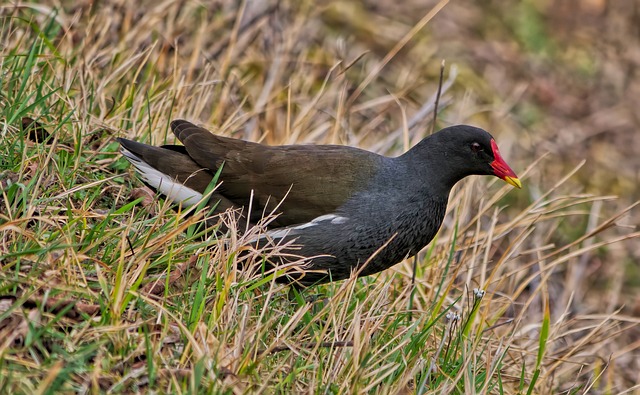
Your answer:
120;147;203;207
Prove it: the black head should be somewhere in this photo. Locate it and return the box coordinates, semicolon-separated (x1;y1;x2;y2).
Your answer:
402;125;521;192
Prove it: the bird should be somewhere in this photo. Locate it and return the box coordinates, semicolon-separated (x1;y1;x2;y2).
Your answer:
118;119;521;286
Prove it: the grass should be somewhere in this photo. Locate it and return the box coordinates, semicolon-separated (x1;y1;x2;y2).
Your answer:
1;1;639;393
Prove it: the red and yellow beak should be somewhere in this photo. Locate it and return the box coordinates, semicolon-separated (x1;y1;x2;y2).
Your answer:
490;139;522;189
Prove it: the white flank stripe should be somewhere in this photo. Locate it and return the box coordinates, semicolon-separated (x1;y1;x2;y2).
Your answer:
265;228;293;240
312;214;339;222
292;214;349;230
330;216;348;224
292;222;316;230
247;213;348;243
121;147;203;207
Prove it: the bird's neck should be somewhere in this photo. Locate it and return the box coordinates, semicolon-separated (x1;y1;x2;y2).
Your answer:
395;149;461;199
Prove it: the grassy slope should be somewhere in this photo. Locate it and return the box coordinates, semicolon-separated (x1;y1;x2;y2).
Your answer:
1;1;638;393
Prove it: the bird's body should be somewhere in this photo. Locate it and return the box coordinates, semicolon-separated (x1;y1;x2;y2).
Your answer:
119;120;520;286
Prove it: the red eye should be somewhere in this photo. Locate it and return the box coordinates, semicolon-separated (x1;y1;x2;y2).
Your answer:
471;142;482;153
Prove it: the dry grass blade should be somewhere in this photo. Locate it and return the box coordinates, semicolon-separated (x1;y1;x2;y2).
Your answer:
347;0;450;106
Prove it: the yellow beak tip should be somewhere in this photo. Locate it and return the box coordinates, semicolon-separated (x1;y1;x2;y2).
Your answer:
504;176;522;189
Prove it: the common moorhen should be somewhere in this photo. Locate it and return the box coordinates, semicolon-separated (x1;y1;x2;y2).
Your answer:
118;120;520;286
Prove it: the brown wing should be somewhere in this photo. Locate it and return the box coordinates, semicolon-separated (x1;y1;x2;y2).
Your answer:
171;120;383;226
